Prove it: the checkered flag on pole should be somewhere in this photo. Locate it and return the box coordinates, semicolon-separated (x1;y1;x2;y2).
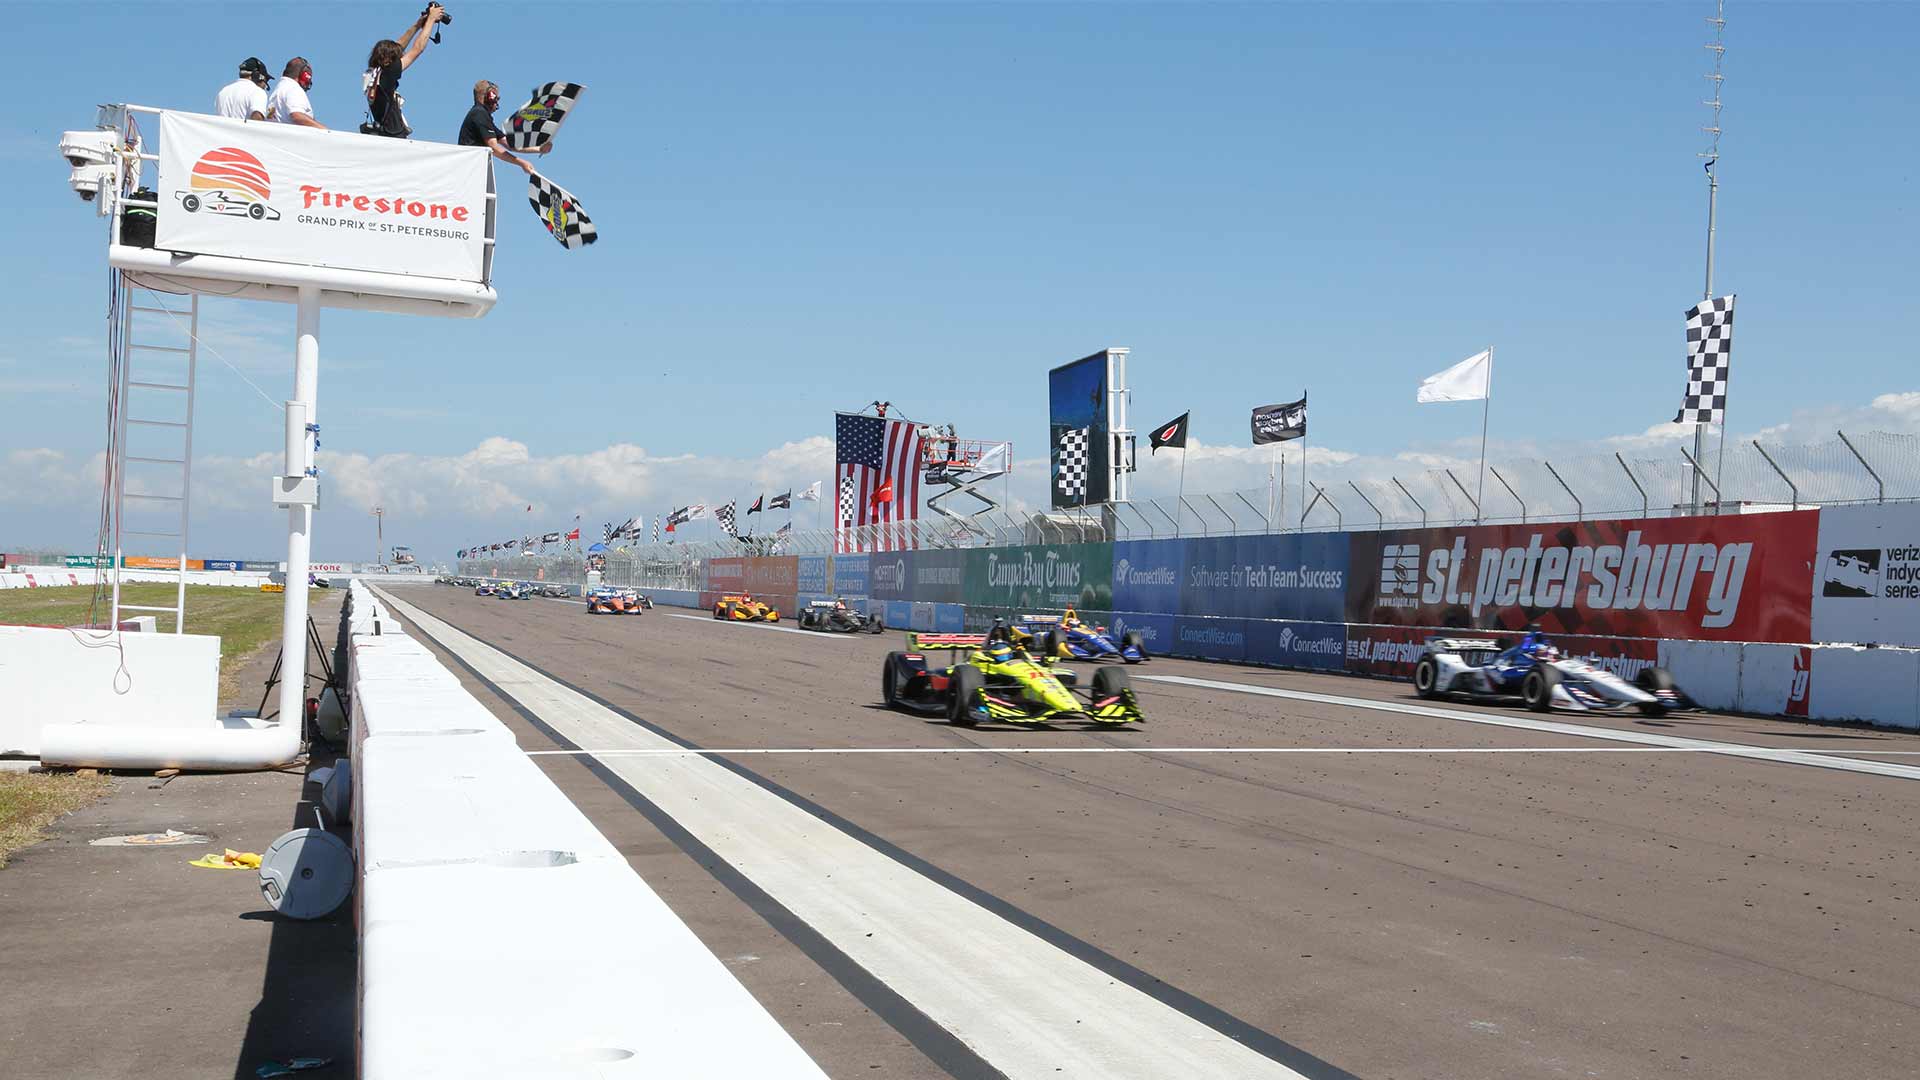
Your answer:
1055;426;1090;503
715;501;738;538
1674;296;1735;425
505;82;585;152
838;475;857;526
527;172;597;250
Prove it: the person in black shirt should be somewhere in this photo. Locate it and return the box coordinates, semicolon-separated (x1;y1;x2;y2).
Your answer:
458;80;547;175
361;3;446;138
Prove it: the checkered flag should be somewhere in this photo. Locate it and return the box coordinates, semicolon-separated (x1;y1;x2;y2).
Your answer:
838;475;857;526
527;172;597;250
1674;296;1735;425
1055;426;1090;503
715;501;738;537
506;82;585;152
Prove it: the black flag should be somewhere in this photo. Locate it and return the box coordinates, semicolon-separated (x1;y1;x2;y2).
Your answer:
747;494;764;515
1251;398;1307;444
769;491;793;510
1148;412;1189;454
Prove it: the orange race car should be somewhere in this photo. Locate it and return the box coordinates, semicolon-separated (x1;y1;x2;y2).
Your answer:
713;593;780;623
586;586;652;615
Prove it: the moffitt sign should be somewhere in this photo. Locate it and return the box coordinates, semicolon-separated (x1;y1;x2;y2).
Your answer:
156;112;490;283
1347;511;1817;643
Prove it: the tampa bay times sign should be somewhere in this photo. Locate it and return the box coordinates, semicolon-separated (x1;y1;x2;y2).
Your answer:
155;112;490;283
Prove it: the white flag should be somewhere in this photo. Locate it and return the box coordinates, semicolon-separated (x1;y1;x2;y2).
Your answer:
797;480;823;502
975;442;1010;475
1417;349;1492;403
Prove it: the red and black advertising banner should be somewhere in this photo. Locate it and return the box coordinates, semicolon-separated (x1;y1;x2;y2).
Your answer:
700;556;798;615
1345;510;1817;644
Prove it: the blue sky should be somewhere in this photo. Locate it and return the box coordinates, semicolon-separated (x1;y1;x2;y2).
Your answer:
1;2;1914;561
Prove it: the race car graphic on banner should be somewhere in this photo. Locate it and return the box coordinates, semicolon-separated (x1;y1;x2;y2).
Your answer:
1344;510;1817;644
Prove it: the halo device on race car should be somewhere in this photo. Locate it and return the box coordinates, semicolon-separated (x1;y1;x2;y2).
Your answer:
1412;628;1692;716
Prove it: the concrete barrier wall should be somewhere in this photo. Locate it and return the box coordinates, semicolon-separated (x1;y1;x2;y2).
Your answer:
0;625;220;757
342;582;825;1077
0;567;273;590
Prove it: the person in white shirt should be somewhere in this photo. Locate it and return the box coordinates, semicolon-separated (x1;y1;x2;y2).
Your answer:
267;57;326;129
216;57;271;121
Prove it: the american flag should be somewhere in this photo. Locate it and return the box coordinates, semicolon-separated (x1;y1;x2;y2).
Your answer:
836;411;922;553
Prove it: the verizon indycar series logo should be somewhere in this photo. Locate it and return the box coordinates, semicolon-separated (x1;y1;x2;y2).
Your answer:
1376;529;1754;630
176;146;280;221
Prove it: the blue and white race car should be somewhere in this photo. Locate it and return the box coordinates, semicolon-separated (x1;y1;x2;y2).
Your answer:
1412;629;1690;716
1011;609;1147;664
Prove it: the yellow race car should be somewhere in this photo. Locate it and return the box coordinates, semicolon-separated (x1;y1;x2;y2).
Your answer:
713;593;780;623
881;622;1143;727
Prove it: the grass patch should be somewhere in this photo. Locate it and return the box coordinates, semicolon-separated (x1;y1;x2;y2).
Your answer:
0;771;114;868
0;583;316;702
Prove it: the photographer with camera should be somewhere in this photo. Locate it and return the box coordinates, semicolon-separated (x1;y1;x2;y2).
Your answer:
458;81;549;175
361;4;449;138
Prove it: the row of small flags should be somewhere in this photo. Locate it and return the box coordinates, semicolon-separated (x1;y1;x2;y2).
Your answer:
1135;296;1736;457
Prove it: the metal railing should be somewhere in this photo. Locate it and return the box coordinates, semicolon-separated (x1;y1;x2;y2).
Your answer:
457;430;1920;590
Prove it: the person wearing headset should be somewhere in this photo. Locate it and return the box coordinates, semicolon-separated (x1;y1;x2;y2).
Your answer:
457;80;549;174
267;57;325;129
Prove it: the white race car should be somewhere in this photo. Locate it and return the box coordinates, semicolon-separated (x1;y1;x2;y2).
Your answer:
1412;631;1691;716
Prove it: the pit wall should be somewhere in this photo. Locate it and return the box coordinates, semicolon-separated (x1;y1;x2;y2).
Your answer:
0;566;274;589
666;508;1920;729
342;582;824;1077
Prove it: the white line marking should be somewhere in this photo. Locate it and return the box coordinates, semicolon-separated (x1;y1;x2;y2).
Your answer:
1140;674;1920;782
666;611;855;638
380;588;1314;1080
518;745;1920;758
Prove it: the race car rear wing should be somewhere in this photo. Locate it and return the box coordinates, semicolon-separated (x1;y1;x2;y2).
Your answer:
904;632;987;651
1426;636;1503;652
1015;614;1063;625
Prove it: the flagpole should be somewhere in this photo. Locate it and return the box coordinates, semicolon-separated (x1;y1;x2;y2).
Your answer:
1267;444;1277;532
1476;345;1491;523
1177;446;1188;528
1298;389;1307;532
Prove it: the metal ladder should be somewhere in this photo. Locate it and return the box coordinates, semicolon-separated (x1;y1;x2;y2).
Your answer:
111;286;198;633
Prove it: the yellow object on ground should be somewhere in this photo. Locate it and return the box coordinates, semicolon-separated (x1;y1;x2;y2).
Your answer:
189;849;263;870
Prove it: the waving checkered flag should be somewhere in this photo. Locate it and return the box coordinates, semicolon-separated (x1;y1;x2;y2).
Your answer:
1674;296;1735;425
505;82;585;152
715;501;738;537
838;475;857;526
527;172;597;250
1055;426;1090;503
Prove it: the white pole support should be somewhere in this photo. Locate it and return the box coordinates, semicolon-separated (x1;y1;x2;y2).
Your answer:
278;285;320;728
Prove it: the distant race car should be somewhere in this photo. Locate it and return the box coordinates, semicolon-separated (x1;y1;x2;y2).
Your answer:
881;622;1143;728
586;586;651;614
713;593;779;623
796;598;883;634
492;581;532;600
1412;630;1692;716
536;583;573;599
474;581;499;597
1010;608;1146;664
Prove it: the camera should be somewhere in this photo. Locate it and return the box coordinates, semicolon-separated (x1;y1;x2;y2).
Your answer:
59;129;119;202
421;4;452;42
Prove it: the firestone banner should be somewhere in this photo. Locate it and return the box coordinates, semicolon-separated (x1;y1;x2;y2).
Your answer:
1346;511;1817;643
156;112;489;282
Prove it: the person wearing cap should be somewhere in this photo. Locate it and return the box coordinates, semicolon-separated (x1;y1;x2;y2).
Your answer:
457;80;548;175
267;57;325;129
217;58;271;121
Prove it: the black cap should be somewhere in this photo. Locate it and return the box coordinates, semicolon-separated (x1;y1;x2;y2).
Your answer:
239;57;270;83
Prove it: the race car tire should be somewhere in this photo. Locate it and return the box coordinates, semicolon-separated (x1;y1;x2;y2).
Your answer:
182;194;200;212
1036;630;1061;660
1521;666;1560;713
882;652;904;708
799;610;815;630
947;665;984;727
1121;630;1147;662
868;615;884;634
248;202;266;220
1091;666;1133;705
1635;666;1678;717
714;602;728;620
1413;657;1440;699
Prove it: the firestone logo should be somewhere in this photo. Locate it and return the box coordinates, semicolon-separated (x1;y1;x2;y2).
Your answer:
176;146;280;221
1376;531;1754;629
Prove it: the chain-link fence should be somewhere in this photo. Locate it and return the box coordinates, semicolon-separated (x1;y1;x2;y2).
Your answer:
457;430;1919;590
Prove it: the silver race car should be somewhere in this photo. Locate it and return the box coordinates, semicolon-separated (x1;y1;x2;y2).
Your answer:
1412;630;1691;716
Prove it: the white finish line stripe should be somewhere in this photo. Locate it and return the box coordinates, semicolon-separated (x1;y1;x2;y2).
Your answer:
381;590;1320;1080
1140;674;1920;782
666;611;854;637
520;745;1920;758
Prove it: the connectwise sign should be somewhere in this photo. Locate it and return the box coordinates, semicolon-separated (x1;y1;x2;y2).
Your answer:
1346;511;1817;643
965;544;1113;612
156;112;490;283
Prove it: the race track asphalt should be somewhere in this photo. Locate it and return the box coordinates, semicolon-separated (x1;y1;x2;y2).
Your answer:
382;587;1920;1080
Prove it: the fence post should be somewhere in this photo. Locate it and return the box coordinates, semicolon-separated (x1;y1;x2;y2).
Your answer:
1614;452;1648;518
1487;466;1525;523
1234;491;1266;533
1837;429;1884;504
1678;446;1721;510
1543;459;1582;521
1346;481;1383;529
1150;499;1180;536
1180;496;1207;536
1305;483;1342;529
1749;440;1796;509
1207;494;1238;534
1391;476;1426;529
1445;469;1480;523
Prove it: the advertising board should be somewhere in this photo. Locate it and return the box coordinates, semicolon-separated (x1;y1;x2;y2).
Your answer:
201;559;243;572
1346;511;1817;643
797;556;828;597
828;554;869;597
1048;351;1111;508
1111;539;1183;615
156;112;490;283
1179;534;1348;622
965;543;1112;612
64;555;120;568
1810;503;1920;647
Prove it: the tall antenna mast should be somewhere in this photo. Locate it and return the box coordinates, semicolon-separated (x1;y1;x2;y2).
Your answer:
1691;0;1726;514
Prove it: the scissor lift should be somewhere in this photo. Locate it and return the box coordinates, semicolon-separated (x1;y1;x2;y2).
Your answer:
919;433;1011;539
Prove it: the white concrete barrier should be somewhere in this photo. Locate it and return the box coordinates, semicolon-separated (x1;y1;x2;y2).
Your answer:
0;624;219;758
1656;638;1920;730
343;581;826;1078
0;566;275;590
